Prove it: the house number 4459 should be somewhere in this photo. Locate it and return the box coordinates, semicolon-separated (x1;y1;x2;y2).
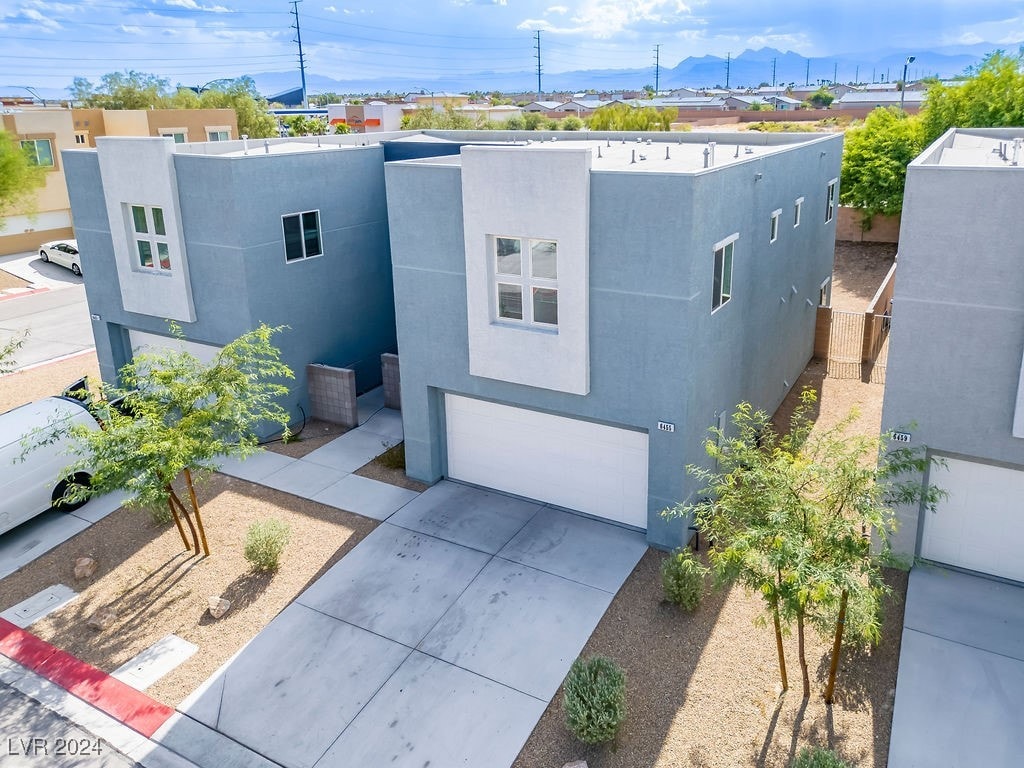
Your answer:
657;421;675;433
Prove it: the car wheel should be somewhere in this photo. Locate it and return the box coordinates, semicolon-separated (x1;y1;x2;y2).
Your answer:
52;472;91;512
39;249;49;262
71;263;82;276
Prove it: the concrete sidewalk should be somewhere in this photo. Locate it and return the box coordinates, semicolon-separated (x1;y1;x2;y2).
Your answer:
888;565;1024;767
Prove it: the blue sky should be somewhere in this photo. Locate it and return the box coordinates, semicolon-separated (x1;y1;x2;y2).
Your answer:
1;0;1022;93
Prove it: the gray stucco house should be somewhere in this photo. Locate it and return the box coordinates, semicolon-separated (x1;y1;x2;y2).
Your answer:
63;136;399;427
384;131;842;548
881;127;1024;583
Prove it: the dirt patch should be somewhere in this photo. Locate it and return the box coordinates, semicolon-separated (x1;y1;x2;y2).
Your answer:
0;270;30;292
0;473;376;707
263;418;350;459
354;450;430;493
0;351;99;413
831;241;896;311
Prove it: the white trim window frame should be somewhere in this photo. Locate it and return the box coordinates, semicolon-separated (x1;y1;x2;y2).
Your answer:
769;209;782;244
127;204;172;273
160;128;188;144
492;235;558;328
282;210;323;263
206;126;231;141
794;196;804;228
712;233;738;313
825;178;838;223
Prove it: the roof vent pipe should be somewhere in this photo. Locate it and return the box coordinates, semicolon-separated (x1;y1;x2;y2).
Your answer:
708;141;716;166
631;149;636;164
703;147;710;168
1013;138;1022;166
734;144;740;158
264;140;270;154
597;145;602;159
241;134;249;155
665;146;670;160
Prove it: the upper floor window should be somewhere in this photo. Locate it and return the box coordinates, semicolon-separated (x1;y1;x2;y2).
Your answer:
21;139;54;167
712;234;737;313
794;196;804;228
74;132;89;146
825;179;837;223
129;204;172;272
769;209;782;243
207;128;230;142
160;129;187;144
494;236;558;327
283;211;322;262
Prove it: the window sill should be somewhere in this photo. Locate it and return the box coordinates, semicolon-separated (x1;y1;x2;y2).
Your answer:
490;319;559;335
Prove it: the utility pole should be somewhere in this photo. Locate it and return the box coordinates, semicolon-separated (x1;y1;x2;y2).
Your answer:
805;58;810;86
772;57;777;88
653;44;661;94
725;51;731;89
833;61;838;85
534;30;542;100
290;0;308;108
854;65;859;84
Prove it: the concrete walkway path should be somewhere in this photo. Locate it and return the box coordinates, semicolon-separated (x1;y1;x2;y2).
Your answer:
888;565;1024;767
157;396;649;768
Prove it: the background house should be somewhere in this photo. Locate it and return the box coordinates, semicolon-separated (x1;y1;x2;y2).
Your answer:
383;131;842;549
881;127;1024;583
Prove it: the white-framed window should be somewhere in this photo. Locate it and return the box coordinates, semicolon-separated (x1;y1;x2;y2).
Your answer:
825;179;837;223
769;209;782;244
794;196;804;228
74;131;89;146
282;210;322;262
493;235;558;327
819;276;832;307
127;204;172;272
21;138;54;167
206;127;231;142
712;234;737;313
160;129;187;144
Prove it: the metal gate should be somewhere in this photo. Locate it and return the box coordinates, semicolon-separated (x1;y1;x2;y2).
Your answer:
826;309;865;380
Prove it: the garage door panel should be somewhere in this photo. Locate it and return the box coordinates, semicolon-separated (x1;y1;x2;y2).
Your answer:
922;457;1024;583
445;395;648;529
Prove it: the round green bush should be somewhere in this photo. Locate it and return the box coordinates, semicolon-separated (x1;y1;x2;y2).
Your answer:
244;518;291;572
660;548;708;611
563;655;627;745
790;747;851;768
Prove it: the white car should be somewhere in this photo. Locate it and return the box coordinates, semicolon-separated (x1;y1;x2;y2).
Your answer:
39;239;82;276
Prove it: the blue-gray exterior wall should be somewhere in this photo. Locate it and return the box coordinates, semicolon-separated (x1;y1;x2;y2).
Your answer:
386;137;840;550
63;145;397;431
881;148;1024;555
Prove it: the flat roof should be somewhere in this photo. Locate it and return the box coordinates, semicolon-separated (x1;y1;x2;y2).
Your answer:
928;129;1024;167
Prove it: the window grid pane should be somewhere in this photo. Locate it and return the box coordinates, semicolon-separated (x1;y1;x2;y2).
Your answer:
497;283;523;320
157;242;171;269
132;206;148;234
283;215;304;261
302;211;322;257
35;140;54;167
137;240;153;268
532;287;558;325
152;207;166;236
530;240;557;279
722;242;733;299
496;237;522;276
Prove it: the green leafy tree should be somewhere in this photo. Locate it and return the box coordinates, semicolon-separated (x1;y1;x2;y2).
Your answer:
0;331;28;374
284;115;327;136
36;324;293;556
922;50;1024;142
665;390;943;700
400;104;475;130
77;70;171;109
840;107;926;224
806;87;835;109
505;114;526;130
522;112;545;130
561;115;583;131
334;123;352;135
587;104;676;131
0;132;45;225
192;78;278;139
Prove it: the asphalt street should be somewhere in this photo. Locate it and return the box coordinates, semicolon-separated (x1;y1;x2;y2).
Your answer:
0;285;94;370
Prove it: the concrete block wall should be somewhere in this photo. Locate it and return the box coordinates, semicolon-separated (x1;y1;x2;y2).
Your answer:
836;206;901;243
382;353;401;410
307;364;358;427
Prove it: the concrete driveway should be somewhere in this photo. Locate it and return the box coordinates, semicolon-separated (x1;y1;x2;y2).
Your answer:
155;481;648;768
888;565;1024;767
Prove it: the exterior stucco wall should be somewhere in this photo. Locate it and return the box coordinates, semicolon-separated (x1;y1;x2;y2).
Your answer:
881;147;1024;556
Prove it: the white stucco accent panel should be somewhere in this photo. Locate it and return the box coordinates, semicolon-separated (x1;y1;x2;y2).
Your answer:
461;146;590;395
95;137;196;322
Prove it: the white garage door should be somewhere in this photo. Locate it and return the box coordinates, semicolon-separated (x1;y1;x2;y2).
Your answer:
921;458;1024;583
128;330;222;364
444;394;649;529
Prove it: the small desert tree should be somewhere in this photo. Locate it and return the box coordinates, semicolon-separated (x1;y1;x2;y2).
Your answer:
45;324;293;556
0;330;28;374
665;390;943;700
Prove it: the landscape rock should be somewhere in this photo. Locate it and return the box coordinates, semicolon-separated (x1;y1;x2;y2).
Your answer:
562;761;589;768
73;557;97;580
86;606;117;631
208;596;231;619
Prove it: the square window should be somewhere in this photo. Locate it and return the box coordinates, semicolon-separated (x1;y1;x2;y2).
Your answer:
127;203;173;273
282;210;323;262
496;237;522;276
530;240;557;279
137;240;153;268
497;283;523;320
21;139;54;168
532;287;558;325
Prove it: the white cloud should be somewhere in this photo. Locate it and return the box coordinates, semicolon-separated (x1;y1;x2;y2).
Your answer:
118;24;143;34
546;5;569;14
18;7;61;30
452;0;508;6
165;0;231;13
324;4;337;10
518;1;692;38
745;31;811;52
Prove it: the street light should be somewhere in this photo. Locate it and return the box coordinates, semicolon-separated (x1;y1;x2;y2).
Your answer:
899;55;915;113
416;87;436;110
4;85;46;106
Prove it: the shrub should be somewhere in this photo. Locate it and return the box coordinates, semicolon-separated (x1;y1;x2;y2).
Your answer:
790;747;851;768
377;442;405;470
563;655;627;744
561;115;583;131
660;548;708;611
244;518;291;572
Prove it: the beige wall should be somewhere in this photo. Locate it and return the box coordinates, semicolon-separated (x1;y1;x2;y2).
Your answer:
146;109;238;142
98;109;149;137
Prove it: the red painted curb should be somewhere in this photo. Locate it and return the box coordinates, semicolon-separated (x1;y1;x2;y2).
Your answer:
0;618;174;738
0;286;50;302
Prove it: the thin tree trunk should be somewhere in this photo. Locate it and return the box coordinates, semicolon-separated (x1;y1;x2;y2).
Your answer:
167;486;200;554
183;468;209;557
165;495;191;551
797;609;810;699
824;590;848;704
771;595;788;692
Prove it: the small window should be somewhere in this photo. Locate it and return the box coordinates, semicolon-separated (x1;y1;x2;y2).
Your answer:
769;209;782;244
282;210;322;262
126;204;172;272
74;132;88;145
492;235;558;328
794;196;804;228
825;179;837;223
21;139;54;167
207;130;230;142
160;130;187;144
712;236;737;312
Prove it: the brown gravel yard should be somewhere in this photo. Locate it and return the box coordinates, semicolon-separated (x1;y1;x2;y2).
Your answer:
830;241;896;311
0;269;30;292
0;350;99;412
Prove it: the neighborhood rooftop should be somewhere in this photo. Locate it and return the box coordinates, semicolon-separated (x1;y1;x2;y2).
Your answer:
920;128;1024;167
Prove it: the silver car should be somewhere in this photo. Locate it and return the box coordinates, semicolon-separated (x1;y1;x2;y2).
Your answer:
39;239;82;276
